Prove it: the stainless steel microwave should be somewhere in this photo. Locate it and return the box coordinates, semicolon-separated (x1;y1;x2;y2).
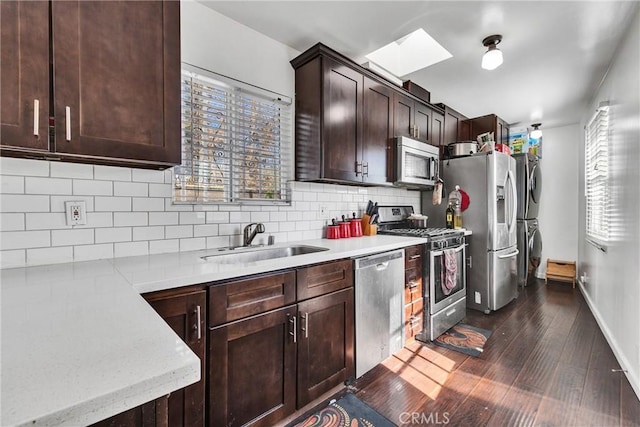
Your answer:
394;136;439;188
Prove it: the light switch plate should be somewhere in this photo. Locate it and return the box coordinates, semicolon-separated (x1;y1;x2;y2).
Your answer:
65;201;87;226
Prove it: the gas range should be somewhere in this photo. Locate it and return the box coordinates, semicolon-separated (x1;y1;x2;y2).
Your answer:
378;226;464;249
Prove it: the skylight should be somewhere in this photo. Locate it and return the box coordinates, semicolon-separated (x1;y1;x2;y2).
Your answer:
365;29;452;77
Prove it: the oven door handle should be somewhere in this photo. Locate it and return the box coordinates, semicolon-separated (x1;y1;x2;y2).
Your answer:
498;249;519;259
430;244;465;257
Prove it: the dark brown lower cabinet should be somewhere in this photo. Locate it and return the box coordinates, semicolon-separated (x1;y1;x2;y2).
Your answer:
89;398;168;427
297;287;355;407
209;305;297;427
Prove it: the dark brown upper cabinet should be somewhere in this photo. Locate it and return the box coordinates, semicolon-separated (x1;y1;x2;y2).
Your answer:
469;113;510;145
0;0;181;169
362;77;394;184
0;1;50;152
393;92;433;145
436;103;471;145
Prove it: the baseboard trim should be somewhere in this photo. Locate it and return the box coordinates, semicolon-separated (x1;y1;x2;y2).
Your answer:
578;278;640;401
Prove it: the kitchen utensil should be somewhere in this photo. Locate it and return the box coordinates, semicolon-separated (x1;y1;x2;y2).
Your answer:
408;213;429;228
448;141;479;158
365;200;373;215
326;218;341;239
339;216;351;238
349;212;363;237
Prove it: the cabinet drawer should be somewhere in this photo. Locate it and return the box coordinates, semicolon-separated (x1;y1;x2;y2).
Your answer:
297;259;353;301
405;313;423;339
404;245;424;269
404;269;423;304
404;297;424;319
209;271;296;327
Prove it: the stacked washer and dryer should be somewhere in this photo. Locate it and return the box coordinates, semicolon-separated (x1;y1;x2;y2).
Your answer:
514;153;543;286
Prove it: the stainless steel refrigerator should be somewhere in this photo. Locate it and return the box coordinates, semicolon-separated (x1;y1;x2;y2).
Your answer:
422;151;519;313
514;153;543;286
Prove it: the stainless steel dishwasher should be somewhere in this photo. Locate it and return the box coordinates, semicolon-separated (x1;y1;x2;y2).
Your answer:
354;249;405;378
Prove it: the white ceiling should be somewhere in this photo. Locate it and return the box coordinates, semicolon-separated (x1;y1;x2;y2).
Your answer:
200;1;638;130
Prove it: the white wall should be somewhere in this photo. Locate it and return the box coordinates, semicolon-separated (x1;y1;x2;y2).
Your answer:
0;1;420;269
578;8;640;397
535;124;580;278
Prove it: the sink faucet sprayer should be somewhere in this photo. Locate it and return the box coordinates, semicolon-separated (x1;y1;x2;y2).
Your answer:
243;223;265;246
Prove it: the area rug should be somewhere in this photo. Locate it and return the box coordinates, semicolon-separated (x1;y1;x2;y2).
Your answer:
291;393;396;427
433;323;492;357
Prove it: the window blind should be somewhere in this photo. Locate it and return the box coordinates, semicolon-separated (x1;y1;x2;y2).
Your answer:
585;103;609;241
175;64;292;204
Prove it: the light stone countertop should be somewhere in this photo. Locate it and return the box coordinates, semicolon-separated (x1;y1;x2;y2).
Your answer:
0;234;426;427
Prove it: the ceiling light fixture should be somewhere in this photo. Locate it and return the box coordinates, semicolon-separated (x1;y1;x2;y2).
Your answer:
530;123;543;139
481;34;503;70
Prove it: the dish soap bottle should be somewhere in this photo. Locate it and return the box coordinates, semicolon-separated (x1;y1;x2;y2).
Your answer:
448;185;463;229
445;202;454;229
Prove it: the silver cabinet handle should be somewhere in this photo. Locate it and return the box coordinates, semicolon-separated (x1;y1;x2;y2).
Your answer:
301;312;309;338
355;161;362;176
192;305;202;340
289;315;297;343
445;307;457;317
363;162;369;177
410;255;421;260
33;99;40;137
65;106;71;141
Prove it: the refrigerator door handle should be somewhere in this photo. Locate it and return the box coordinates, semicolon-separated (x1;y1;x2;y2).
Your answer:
498;249;519;259
508;169;517;234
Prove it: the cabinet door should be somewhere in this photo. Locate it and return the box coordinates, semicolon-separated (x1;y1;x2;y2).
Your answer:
297;287;355;407
89;397;168;427
362;77;393;184
431;110;444;148
322;57;363;182
414;102;431;144
146;289;206;427
497;117;510;144
209;305;297;427
0;1;49;151
393;92;414;139
51;1;180;166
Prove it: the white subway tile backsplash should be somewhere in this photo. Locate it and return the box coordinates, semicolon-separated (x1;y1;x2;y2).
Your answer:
114;241;148;257
25;177;72;195
27;246;73;265
0;158;49;176
132;169;165;183
133;226;164;241
1;176;24;194
113;212;148;227
206;212;229;223
86;212;113;228
132;197;164;212
194;224;219;237
1;213;25;231
95;196;132;212
1;230;50;250
179;212;206;225
1;195;49;212
51;229;94;246
165;225;193;239
149;212;179;226
74;179;112;196
73;244;114;262
180;238;206;252
96;227;132;243
94;165;132;182
149;239;179;255
25;213;67;230
0;250;26;269
1;156;420;267
149;183;172;198
50;162;94;179
114;181;148;197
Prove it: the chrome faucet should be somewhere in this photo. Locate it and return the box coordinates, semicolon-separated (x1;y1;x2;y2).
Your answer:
243;223;265;246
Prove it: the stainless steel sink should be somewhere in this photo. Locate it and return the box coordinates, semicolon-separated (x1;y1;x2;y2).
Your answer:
201;245;329;264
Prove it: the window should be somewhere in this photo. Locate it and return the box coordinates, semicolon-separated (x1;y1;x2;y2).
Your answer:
585;103;610;243
174;64;292;204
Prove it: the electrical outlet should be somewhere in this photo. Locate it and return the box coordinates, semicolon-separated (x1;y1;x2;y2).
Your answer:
319;205;329;219
65;201;87;226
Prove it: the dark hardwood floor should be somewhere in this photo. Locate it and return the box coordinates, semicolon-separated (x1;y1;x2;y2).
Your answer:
348;279;640;427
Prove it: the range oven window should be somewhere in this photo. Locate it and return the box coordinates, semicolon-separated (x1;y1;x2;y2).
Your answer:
430;244;465;311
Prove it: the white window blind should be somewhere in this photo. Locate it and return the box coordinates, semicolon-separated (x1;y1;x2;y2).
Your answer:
175;64;292;204
585;103;610;242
